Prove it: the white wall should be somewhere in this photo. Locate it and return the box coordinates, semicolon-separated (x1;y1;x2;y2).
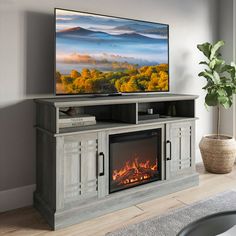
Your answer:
218;0;236;138
0;0;219;210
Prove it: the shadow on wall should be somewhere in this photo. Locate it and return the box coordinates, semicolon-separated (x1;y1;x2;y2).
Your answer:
25;11;54;95
0;100;36;191
0;11;55;192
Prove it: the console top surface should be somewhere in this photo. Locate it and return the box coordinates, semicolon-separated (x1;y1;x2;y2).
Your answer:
35;93;198;107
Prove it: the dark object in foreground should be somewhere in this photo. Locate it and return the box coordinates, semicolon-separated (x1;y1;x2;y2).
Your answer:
177;211;236;236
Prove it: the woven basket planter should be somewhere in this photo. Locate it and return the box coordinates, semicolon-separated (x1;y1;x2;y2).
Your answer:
199;135;236;174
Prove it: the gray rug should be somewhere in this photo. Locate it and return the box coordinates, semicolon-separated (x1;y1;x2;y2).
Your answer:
106;191;236;236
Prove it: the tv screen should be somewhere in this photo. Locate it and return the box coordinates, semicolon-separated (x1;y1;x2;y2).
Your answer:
55;8;169;95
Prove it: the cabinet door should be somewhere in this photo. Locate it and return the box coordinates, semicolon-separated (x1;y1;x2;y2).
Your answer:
57;132;99;208
166;121;195;179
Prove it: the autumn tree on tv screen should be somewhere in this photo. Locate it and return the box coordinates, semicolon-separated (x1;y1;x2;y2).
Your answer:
55;9;169;94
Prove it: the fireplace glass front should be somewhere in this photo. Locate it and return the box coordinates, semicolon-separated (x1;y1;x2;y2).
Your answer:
109;129;161;193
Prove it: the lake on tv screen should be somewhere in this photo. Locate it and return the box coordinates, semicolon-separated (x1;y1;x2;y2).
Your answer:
55;9;169;94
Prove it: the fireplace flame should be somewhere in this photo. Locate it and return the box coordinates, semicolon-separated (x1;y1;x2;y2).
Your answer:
112;156;157;185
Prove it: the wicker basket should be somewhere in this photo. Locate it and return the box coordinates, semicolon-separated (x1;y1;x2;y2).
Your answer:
199;135;236;174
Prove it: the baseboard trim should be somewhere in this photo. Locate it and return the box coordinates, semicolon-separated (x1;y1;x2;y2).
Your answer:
0;184;36;212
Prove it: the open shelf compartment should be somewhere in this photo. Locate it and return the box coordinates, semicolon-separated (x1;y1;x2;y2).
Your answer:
138;100;195;123
58;103;137;132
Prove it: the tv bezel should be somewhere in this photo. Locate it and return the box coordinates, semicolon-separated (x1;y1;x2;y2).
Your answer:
54;8;170;96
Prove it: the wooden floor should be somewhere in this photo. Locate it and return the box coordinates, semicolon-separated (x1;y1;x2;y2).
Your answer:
1;163;236;236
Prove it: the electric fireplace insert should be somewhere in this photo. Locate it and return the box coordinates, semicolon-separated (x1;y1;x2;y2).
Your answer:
109;129;162;193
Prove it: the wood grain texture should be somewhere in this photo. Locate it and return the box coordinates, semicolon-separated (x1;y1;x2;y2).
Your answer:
35;94;199;107
54;118;198;137
49;173;198;229
62;133;99;205
35;130;56;211
1;164;236;236
34;94;198;230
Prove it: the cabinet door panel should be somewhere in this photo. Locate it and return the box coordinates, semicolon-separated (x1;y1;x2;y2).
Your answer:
80;138;98;195
62;133;98;204
169;126;181;173
64;151;80;200
166;121;194;179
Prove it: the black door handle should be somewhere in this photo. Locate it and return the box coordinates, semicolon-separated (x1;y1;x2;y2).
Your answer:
99;152;105;176
166;140;172;161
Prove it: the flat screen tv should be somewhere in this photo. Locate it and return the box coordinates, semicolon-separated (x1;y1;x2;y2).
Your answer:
55;8;169;95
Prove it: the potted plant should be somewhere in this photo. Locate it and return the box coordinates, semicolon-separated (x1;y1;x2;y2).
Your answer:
197;40;236;173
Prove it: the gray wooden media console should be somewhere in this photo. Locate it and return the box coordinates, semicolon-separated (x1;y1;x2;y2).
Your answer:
34;94;199;229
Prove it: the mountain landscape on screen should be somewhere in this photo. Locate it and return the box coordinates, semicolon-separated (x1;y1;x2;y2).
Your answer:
55;9;169;94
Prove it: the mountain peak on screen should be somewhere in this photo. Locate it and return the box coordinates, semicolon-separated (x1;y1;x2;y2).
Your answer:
58;27;91;34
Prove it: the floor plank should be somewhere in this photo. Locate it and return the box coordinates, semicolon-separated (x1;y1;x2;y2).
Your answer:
0;163;236;236
39;206;142;236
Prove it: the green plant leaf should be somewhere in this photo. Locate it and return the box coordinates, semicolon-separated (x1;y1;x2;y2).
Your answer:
218;95;228;104
213;71;220;84
221;64;231;73
217;88;226;96
199;61;208;66
198;71;214;80
205;93;218;106
220;76;228;83
230;62;236;78
209;58;225;71
209;59;216;69
198;40;236;110
197;42;212;58
225;86;233;96
202;80;214;90
221;98;232;109
210;40;224;60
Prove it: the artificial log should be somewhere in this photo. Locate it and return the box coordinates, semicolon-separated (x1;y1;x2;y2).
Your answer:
115;168;157;186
